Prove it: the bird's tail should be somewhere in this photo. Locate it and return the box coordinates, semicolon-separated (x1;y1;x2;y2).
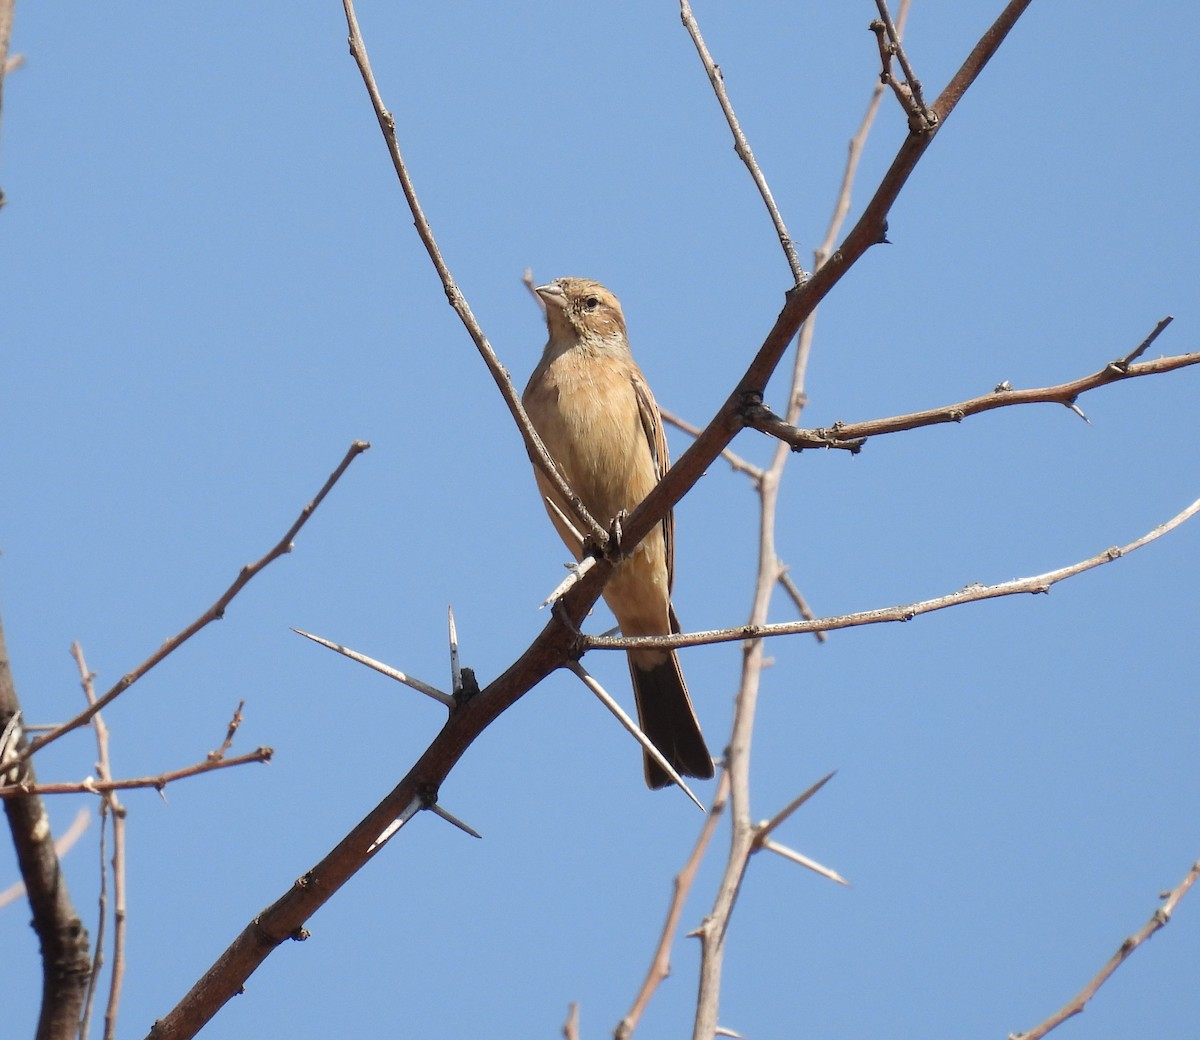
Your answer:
628;649;714;789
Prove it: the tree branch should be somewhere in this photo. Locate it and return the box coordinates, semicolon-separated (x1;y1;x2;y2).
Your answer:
20;441;369;762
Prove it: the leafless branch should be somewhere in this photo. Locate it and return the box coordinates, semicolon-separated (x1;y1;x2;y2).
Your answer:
587;495;1200;653
339;0;604;548
72;643;126;1040
20;441;369;763
617;772;730;1039
745;334;1194;453
0;614;92;1037
1011;861;1200;1040
0;747;273;799
870;0;934;130
679;0;806;283
208;701;245;763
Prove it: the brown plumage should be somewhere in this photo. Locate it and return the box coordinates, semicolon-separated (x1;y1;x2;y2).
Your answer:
522;277;713;788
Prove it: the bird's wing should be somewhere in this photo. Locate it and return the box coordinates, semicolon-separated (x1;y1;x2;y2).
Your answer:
631;365;675;594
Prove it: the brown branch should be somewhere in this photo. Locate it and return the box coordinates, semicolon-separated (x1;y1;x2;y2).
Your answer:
0;614;93;1040
616;771;730;1040
339;0;604;548
745;335;1195;453
145;7;1113;1037
616;0;1036;579
72;643;127;1040
1012;861;1200;1040
20;441;369;763
0;747;273;798
679;0;806;283
776;569;826;644
870;0;934;130
208;701;245;762
586;495;1200;653
659;407;764;483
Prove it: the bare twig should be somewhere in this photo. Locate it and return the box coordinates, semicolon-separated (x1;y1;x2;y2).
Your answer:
1115;314;1173;367
819;3;908;262
0;747;273;798
340;0;604;547
73;643;127;1040
776;569;826;644
679;0;806;283
21;441;370;763
617;772;730;1039
208;702;245;763
870;0;934;130
744;339;1198;453
1011;861;1200;1040
563;1002;580;1040
587;495;1200;653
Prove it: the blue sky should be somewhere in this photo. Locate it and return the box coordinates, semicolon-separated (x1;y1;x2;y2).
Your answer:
3;3;1198;1038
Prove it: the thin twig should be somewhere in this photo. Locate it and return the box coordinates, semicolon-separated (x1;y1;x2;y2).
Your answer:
1116;315;1173;367
340;0;604;547
744;341;1199;453
776;569;826;644
616;771;730;1039
0;747;273;798
208;702;245;763
679;0;806;283
586;495;1200;652
562;1002;580;1040
21;441;370;762
1011;861;1200;1040
72;643;127;1040
871;0;934;129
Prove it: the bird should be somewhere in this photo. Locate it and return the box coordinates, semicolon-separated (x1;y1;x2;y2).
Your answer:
521;277;713;788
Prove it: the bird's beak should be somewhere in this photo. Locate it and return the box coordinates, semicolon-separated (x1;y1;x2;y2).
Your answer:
535;282;567;310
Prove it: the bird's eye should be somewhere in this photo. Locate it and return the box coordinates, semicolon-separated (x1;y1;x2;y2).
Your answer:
583;296;600;311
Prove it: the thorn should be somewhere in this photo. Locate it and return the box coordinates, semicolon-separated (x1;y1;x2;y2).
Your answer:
1065;401;1091;425
568;662;705;812
428;801;483;839
760;838;850;886
447;605;462;695
755;770;837;845
368;794;424;853
291;628;454;708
